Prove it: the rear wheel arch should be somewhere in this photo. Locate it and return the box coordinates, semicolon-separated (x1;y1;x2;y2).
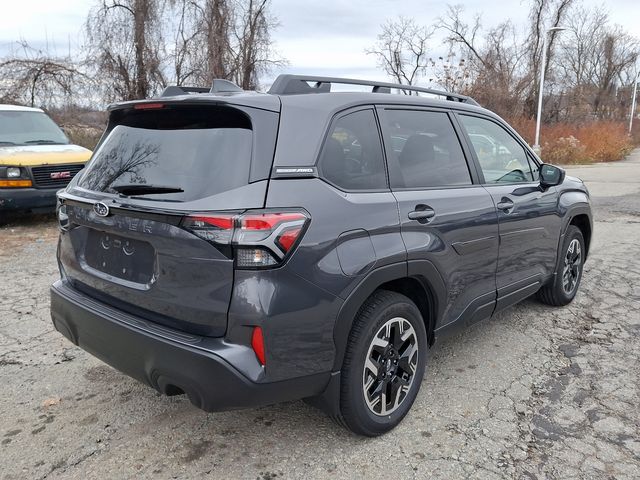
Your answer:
332;262;443;372
375;277;436;347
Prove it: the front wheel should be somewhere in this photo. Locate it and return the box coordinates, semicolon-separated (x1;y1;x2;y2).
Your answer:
340;290;427;436
538;225;585;306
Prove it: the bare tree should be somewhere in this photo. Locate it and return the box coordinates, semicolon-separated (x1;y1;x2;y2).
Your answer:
204;0;233;81
233;0;280;89
366;17;433;91
85;0;165;101
438;7;528;116
436;1;579;118
0;0;285;124
553;5;639;120
522;0;575;117
164;0;284;90
427;51;472;93
439;5;486;70
166;0;201;85
0;41;86;108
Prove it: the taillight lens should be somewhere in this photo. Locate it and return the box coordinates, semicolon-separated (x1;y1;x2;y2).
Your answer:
181;209;309;269
235;212;307;251
181;214;235;244
236;248;278;268
276;227;302;253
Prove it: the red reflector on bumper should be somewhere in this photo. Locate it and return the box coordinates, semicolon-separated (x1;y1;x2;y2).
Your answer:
251;326;266;366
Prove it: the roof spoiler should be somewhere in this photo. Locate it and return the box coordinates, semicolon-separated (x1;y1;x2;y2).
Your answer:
160;79;243;97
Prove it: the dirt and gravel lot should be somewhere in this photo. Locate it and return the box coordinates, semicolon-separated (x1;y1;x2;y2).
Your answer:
1;153;639;480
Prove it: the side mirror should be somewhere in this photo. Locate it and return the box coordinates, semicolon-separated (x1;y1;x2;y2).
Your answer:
539;163;565;188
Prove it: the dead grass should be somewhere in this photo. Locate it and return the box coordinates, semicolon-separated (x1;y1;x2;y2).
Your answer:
63;125;103;150
507;117;637;165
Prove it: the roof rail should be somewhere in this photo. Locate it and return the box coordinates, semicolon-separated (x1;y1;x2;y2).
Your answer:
267;74;479;106
161;79;243;97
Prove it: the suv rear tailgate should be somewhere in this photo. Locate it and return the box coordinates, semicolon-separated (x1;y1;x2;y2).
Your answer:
56;102;279;337
59;200;236;336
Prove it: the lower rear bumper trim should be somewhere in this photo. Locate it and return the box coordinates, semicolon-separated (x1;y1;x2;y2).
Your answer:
50;280;329;411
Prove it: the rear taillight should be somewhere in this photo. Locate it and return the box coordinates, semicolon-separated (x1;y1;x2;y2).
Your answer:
181;209;309;269
181;214;235;244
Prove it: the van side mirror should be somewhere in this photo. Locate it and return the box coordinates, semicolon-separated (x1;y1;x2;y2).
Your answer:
539;164;565;188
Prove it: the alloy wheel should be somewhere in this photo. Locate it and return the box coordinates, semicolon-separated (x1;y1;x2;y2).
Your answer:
362;317;419;416
562;238;582;295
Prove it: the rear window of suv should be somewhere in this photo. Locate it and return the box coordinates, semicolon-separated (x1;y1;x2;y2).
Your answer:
77;106;253;202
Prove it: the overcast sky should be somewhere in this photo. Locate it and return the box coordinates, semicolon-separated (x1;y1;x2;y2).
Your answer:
1;0;638;86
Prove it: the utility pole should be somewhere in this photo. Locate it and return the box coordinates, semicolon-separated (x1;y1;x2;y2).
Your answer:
629;70;639;136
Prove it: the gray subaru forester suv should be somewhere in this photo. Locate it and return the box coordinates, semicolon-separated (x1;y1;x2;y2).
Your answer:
50;75;592;436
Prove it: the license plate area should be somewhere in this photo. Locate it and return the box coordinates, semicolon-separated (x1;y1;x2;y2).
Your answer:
85;230;155;284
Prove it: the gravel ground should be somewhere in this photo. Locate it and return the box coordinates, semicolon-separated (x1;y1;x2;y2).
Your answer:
1;152;639;480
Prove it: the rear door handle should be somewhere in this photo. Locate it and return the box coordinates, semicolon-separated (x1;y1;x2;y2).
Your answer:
496;198;515;212
408;206;436;223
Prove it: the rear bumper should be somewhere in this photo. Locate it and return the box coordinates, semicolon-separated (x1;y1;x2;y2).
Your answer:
0;187;59;212
50;280;329;411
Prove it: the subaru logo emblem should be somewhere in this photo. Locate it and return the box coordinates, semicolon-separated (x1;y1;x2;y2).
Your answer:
94;202;110;217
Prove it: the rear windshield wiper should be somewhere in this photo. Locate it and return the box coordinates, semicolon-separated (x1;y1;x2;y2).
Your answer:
111;184;184;196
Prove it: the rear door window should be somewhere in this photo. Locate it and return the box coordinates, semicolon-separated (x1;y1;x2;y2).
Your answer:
318;109;387;191
77;106;253;202
381;109;472;189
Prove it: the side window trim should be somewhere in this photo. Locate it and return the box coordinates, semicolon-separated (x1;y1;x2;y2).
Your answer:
525;153;541;181
377;106;480;190
454;112;540;186
447;111;484;185
372;107;392;189
315;106;390;193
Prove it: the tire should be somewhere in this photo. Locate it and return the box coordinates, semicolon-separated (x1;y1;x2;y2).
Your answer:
538;225;585;306
0;211;17;227
339;290;428;436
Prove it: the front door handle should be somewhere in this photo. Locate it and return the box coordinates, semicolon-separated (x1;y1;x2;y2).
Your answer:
408;205;436;223
496;198;515;212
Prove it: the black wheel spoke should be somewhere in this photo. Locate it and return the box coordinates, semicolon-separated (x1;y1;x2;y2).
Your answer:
391;323;404;350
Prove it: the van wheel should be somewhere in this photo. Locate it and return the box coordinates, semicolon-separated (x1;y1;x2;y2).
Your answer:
340;290;427;436
538;225;585;306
